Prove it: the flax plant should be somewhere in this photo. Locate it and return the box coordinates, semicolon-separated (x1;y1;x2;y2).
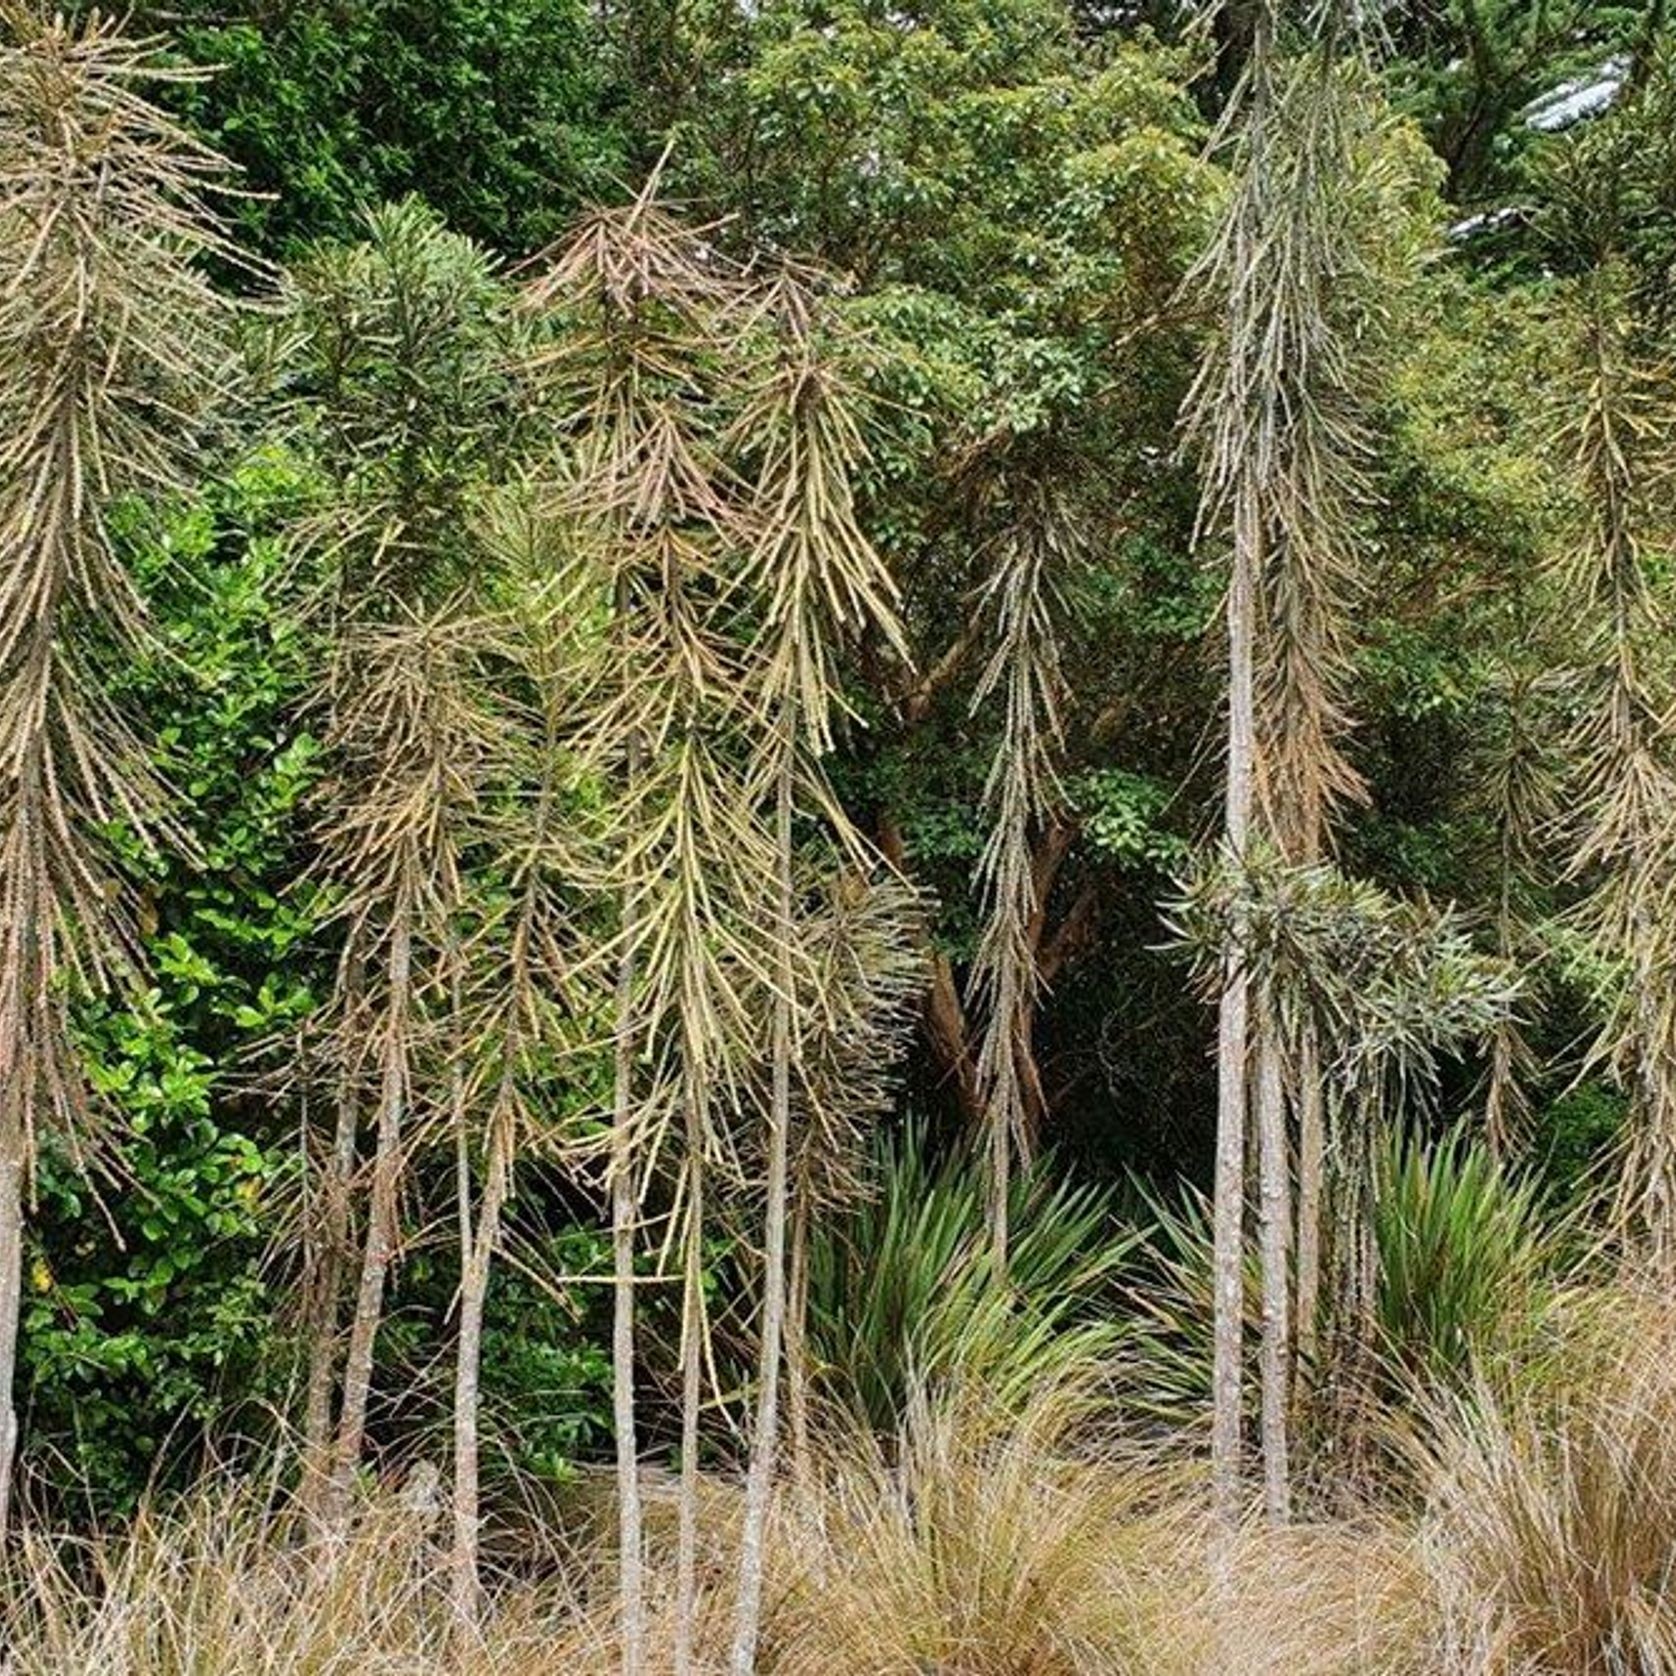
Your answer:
0;5;251;1536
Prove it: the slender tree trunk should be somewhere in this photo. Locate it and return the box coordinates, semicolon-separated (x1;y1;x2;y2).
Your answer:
451;704;559;1635
989;1078;1011;1281
301;1088;356;1521
730;743;795;1676
612;864;646;1676
1293;1023;1324;1381
327;909;412;1531
878;818;981;1129
1352;1159;1379;1403
452;1121;509;1636
0;742;50;1550
785;1177;812;1492
1212;494;1258;1530
303;952;362;1530
1485;831;1519;1160
1485;1025;1516;1162
453;1109;477;1611
674;1103;707;1676
1212;961;1249;1529
1631;907;1676;1265
0;1126;24;1543
1255;1015;1291;1524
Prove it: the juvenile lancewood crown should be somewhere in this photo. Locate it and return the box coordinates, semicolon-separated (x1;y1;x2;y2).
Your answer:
285;199;522;1539
725;271;912;1676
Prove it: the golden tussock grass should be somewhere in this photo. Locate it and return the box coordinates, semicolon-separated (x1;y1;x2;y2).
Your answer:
16;1316;1676;1676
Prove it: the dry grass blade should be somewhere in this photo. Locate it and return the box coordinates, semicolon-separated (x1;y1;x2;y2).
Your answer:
1418;1283;1676;1674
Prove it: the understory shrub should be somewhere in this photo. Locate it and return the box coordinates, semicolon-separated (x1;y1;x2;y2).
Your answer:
801;1127;1137;1432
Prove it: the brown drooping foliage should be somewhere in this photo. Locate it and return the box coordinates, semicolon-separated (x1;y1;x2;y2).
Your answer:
523;188;777;1674
725;274;911;1675
0;5;252;1535
1183;1;1420;1524
285;200;520;1538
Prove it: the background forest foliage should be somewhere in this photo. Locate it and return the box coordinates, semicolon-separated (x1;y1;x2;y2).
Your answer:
6;0;1660;1512
3;0;1676;1669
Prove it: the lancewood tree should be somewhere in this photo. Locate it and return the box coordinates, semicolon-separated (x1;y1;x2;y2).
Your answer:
1183;0;1287;1526
1477;649;1553;1159
523;189;778;1676
1183;0;1414;1522
445;498;585;1629
286;199;520;1533
1539;111;1676;1259
524;198;919;1676
725;274;910;1675
0;6;250;1535
964;459;1081;1273
312;604;500;1533
1244;36;1382;1411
